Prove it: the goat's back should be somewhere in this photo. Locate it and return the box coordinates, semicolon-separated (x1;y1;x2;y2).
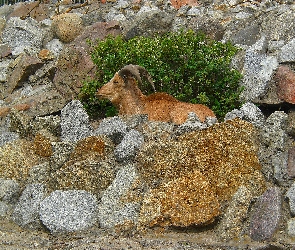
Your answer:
143;92;216;124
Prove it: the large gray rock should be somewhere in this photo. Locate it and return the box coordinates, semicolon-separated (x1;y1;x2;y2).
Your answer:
98;164;141;229
249;187;282;241
240;51;278;102
225;102;265;128
2;17;45;56
114;129;144;162
287;218;295;237
0;178;20;204
95;116;129;144
12;183;47;229
260;111;288;150
286;182;295;216
0;131;19;147
61;100;93;143
39;190;98;233
279;38;295;63
123;8;174;40
217;186;252;241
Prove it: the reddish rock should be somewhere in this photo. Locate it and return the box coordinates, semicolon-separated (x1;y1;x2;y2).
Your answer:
0;44;12;58
8;2;49;22
13;103;30;112
288;147;295;178
6;54;44;96
170;0;199;10
53;21;121;101
38;49;54;61
274;65;295;104
249;187;282;241
0;107;11;117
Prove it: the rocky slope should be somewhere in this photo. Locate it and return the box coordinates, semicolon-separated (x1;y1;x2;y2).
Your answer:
0;0;295;249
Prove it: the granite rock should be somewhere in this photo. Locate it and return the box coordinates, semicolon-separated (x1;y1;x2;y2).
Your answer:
40;190;98;233
249;187;282;241
12;183;47;229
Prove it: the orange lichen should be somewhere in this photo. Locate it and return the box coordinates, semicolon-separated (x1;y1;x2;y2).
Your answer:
139;170;220;227
137;118;266;202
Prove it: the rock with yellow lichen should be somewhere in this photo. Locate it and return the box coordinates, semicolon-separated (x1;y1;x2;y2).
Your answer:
138;170;220;228
136;118;266;228
49;135;117;196
0;139;41;186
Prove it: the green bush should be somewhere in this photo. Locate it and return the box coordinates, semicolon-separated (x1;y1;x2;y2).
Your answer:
79;30;243;120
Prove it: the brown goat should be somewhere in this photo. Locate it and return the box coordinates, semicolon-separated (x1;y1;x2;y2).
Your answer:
96;65;216;125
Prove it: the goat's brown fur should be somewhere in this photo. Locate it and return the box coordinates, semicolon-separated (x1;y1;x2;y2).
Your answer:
96;65;216;125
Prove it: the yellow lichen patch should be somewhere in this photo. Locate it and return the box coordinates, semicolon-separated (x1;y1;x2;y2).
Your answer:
0;139;41;184
50;136;116;195
137;118;266;202
69;136;112;162
33;130;57;157
139;170;220;227
50;159;115;195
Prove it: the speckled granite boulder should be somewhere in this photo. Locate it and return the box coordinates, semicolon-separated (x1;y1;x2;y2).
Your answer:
39;190;98;233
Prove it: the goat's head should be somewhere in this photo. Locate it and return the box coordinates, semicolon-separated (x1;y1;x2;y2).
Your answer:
96;65;155;105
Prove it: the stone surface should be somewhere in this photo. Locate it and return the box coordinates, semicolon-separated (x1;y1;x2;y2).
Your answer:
286;182;295;216
39;190;98;233
170;0;199;10
225;102;266;128
98;164;141;229
12;184;47;229
279;38;295;63
8;2;49;22
95;116;129;144
5;54;44;96
0;131;19;147
240;51;278;102
287;218;295;237
2;17;45;56
249;187;282;241
217;186;252;241
52;13;83;43
114;129;144;162
139;170;220;228
61;100;93;143
53;45;97;101
137;119;266;202
274;65;295;104
33;130;57;157
0;139;41;185
123;9;174;40
0;178;20;204
51;136;116;196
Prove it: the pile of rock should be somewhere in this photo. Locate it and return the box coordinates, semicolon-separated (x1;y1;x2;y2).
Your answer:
0;0;295;248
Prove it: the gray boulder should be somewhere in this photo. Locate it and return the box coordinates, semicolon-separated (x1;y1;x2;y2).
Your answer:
279;38;295;63
39;190;98;233
114;129;144;162
174;112;209;136
240;51;278;102
287;218;295;237
61;100;93;143
98;164;141;229
225;102;265;128
0;131;19;147
0;178;20;204
95;116;129;144
260;111;288;150
249;187;282;241
12;183;47;229
2;17;45;56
